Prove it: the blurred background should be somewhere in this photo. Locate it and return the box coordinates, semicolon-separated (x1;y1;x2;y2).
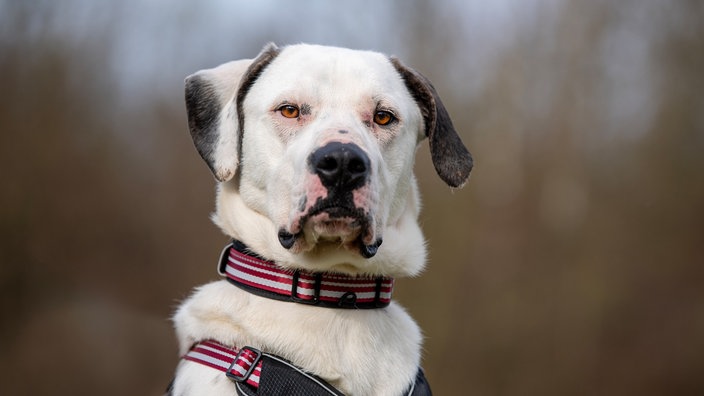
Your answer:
1;0;703;394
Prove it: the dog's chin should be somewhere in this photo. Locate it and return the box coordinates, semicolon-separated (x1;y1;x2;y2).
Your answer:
311;216;361;241
279;208;381;258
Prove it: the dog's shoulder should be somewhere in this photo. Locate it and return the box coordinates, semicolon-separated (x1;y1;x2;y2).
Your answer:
173;281;252;353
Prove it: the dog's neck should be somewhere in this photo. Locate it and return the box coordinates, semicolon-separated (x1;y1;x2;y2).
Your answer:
218;240;394;309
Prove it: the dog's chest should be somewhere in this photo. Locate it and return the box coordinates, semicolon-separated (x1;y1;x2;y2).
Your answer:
174;281;422;395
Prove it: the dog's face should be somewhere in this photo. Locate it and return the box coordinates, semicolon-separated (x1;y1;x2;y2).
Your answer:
185;44;472;275
240;46;426;258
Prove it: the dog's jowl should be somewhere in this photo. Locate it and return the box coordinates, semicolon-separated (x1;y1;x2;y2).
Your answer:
169;43;472;396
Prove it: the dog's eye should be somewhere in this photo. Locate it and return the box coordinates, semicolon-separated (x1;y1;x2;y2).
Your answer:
278;105;300;119
373;110;395;126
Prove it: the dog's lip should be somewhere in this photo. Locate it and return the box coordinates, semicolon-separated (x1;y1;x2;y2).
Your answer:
284;201;375;252
288;206;361;235
289;204;370;237
308;208;365;236
309;205;360;219
280;207;378;256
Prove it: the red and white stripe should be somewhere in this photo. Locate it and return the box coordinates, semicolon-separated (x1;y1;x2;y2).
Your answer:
184;340;262;388
222;246;394;305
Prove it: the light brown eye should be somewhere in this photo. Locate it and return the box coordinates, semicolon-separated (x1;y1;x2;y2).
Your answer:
373;110;395;126
278;105;300;119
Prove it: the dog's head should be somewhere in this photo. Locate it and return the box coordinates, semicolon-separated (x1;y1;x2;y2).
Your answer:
185;43;472;275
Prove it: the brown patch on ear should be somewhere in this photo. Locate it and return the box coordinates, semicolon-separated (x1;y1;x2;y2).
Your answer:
390;57;473;188
235;43;281;156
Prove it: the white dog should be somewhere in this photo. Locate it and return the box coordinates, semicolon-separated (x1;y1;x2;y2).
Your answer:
169;43;472;396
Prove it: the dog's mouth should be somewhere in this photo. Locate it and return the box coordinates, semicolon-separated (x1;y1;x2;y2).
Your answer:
278;204;381;258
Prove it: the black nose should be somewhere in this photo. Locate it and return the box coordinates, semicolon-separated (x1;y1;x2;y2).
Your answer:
309;142;370;190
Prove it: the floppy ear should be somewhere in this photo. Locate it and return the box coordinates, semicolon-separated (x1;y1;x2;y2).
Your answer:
185;43;280;181
390;58;473;188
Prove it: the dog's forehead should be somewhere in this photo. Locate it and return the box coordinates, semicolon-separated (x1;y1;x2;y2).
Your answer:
277;44;390;74
251;44;408;102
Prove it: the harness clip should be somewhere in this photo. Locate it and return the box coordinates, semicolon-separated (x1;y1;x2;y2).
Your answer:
226;346;262;383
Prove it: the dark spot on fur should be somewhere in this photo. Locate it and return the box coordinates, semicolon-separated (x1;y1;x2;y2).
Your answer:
359;238;383;258
278;229;298;249
236;43;281;161
389;57;473;188
185;76;221;175
300;103;312;115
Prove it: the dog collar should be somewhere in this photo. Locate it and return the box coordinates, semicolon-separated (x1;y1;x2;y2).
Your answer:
218;241;394;309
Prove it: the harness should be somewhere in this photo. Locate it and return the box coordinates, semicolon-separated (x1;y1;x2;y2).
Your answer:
173;241;432;395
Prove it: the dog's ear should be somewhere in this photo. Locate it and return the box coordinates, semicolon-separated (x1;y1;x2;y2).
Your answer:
390;58;473;188
185;43;280;181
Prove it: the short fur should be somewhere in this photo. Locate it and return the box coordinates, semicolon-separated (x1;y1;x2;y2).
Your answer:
171;43;472;395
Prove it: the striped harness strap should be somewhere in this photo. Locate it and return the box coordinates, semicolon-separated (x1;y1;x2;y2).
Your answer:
184;340;344;395
182;340;431;396
184;340;263;389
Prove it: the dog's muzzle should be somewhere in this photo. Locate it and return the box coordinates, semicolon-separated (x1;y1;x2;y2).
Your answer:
278;142;382;257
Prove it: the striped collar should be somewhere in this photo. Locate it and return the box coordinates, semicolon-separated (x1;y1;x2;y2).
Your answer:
218;241;394;309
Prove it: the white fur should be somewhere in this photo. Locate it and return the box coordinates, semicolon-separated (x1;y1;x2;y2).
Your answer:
173;44;432;395
173;282;421;395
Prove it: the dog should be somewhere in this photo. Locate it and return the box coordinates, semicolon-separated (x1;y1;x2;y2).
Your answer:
169;43;472;395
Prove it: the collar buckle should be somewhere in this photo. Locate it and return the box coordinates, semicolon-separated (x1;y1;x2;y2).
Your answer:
291;270;322;305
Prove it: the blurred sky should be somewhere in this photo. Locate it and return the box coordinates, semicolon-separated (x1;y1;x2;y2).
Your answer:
1;0;678;144
1;1;561;108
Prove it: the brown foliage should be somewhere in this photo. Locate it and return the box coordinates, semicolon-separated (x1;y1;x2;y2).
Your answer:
1;1;702;394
